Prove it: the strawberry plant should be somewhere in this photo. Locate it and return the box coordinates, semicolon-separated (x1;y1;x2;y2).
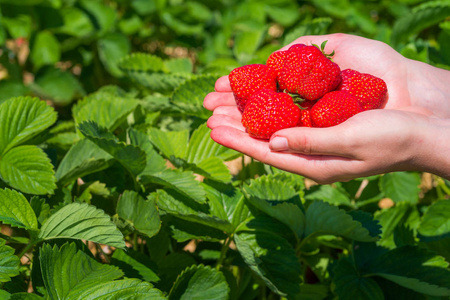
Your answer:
1;0;450;299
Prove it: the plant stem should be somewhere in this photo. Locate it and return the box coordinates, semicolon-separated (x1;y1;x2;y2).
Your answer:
216;236;233;270
18;241;36;261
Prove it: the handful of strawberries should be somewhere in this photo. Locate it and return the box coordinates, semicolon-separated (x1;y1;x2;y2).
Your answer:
228;41;388;140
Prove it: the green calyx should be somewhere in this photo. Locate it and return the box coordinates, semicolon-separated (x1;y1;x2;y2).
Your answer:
311;40;336;59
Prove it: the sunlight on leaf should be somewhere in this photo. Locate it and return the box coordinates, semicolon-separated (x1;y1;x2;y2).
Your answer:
0;188;37;230
0;145;56;195
40;242;123;299
169;264;229;300
38;202;125;248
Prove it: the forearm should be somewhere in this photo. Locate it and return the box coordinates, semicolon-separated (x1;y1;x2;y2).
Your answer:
413;117;450;180
406;59;450;118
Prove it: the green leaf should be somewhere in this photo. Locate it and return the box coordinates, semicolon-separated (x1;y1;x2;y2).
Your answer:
418;199;450;237
40;242;123;300
243;175;305;238
304;201;378;242
30;31;60;70
2;15;32;39
111;248;159;283
169;265;229;300
128;128;167;175
78;121;146;177
203;180;246;229
367;246;450;296
131;0;157;15
263;0;299;27
391;1;450;46
148;128;189;160
195;157;232;183
7;292;43;299
305;184;352;206
118;53;167;73
233;28;266;64
118;14;143;35
0;188;37;230
30;68;85;106
234;216;301;297
154;189;232;234
79;0;116;36
283;17;332;46
165;58;193;74
98;32;131;77
56;7;94;37
38;202;125;248
73;95;139;133
374;202;418;248
118;53;188;93
161;12;203;35
140;169;206;204
186;123;239;163
0;96;57;155
348;210;382;240
333;257;384;300
0;290;11;299
67;278;166;300
55;139;114;185
0;145;56;195
0;81;30;104
117;190;161;238
171;75;215;119
380;172;421;203
0;238;20;283
168;217;228;243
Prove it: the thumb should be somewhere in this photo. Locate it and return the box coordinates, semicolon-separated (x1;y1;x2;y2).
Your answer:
269;126;357;158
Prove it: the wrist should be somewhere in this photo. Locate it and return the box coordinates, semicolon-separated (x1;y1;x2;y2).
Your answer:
412;117;450;180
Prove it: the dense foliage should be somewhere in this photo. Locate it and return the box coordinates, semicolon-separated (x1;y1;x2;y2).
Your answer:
0;0;450;299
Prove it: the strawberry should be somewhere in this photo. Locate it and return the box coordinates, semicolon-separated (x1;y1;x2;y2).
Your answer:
311;91;363;127
242;89;301;139
337;69;387;110
266;50;288;84
229;64;278;113
297;100;316;127
278;42;341;101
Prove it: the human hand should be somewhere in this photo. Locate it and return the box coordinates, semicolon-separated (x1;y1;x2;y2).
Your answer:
204;33;450;183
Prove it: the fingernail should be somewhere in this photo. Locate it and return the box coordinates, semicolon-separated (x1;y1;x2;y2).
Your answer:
270;136;288;151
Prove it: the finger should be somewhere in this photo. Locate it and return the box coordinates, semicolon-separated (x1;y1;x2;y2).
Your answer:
212;105;242;119
203;92;235;111
207;115;245;131
269;124;358;158
215;75;232;92
210;126;363;184
210;125;270;152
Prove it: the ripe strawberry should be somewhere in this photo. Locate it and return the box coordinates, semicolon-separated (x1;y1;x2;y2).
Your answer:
242;89;301;139
266;50;288;82
229;64;277;113
278;43;341;101
337;69;387;110
297;100;316;127
311;91;363;127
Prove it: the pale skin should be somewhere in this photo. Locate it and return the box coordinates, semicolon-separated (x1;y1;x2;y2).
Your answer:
204;33;450;184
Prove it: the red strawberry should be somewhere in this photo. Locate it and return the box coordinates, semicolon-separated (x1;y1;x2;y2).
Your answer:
311;91;363;127
278;43;341;101
229;64;277;113
337;69;387;110
266;50;288;83
242;89;301;139
297;100;316;127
